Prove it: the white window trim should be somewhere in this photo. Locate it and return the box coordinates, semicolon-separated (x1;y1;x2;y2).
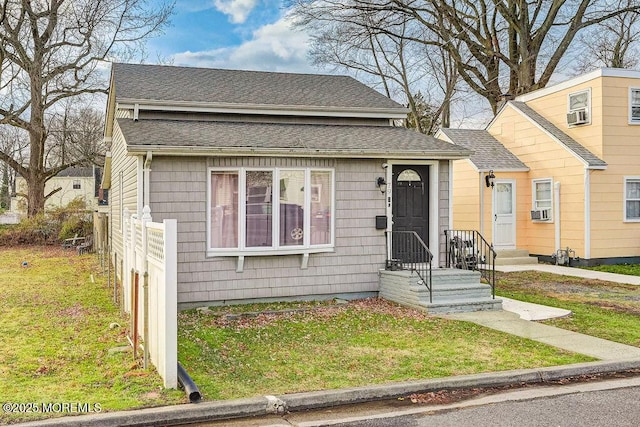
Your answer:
207;166;336;257
532;178;554;223
567;88;592;126
624;176;640;222
629;87;640;125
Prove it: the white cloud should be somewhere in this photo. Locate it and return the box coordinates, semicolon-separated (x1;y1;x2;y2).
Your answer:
213;0;259;24
171;15;316;74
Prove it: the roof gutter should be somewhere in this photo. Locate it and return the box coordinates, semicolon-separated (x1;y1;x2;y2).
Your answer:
116;99;410;120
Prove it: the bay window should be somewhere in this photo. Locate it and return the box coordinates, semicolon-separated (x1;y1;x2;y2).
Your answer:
208;167;334;255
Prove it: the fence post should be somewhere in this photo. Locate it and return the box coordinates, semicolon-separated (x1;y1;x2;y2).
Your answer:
122;208;131;313
163;219;178;388
141;206;152;370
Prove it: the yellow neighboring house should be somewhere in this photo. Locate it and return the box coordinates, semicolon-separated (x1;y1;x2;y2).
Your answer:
11;166;99;214
437;68;640;266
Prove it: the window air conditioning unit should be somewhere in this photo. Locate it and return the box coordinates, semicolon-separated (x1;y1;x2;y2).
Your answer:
530;209;552;221
567;109;588;125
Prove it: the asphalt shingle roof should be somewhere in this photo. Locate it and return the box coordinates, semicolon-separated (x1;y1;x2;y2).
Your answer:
116;119;471;158
56;167;94;177
509;101;607;168
438;129;528;171
112;63;404;110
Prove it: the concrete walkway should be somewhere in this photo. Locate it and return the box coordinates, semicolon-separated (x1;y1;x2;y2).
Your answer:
445;309;640;361
495;263;640;285
445;263;640;361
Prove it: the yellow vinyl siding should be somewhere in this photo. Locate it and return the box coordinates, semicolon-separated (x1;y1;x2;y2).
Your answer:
589;76;640;258
490;105;586;257
525;79;604;159
451;159;480;232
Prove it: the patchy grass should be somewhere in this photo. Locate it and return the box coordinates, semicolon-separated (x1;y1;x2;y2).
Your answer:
497;271;640;347
0;246;184;424
178;298;592;401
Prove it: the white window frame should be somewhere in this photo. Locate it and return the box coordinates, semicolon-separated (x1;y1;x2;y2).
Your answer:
207;166;335;256
624;176;640;222
73;180;81;190
532;178;553;222
629;87;640;124
567;88;591;126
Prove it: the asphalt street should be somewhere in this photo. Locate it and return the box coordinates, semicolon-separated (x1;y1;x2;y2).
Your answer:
193;376;640;427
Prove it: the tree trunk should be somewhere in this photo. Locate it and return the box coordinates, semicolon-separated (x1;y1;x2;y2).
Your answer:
26;171;46;217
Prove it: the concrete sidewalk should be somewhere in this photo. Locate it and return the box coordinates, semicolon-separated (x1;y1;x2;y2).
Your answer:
16;265;640;427
495;263;640;285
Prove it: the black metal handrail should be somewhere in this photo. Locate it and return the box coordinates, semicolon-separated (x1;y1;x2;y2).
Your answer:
444;229;497;298
385;231;433;303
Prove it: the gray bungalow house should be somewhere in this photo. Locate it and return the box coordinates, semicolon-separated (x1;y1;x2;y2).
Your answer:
102;63;476;310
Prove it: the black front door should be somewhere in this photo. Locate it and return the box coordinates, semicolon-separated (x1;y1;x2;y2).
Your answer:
392;165;429;260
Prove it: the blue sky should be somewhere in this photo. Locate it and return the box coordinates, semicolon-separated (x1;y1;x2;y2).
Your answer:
146;0;316;73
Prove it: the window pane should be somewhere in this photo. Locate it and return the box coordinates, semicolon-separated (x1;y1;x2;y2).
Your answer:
311;171;332;245
627;201;640;220
627;180;640;199
632;90;640;105
535;181;551;201
569;92;588;110
210;172;238;248
246;171;273;247
279;170;304;246
632;106;640;121
495;183;512;215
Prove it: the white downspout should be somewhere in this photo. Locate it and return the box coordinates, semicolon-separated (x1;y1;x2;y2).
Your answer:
143;151;152;208
554;182;561;253
479;172;485;235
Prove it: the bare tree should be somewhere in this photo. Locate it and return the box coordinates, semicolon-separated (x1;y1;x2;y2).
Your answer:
0;0;172;216
296;3;459;133
293;0;640;114
574;7;640;72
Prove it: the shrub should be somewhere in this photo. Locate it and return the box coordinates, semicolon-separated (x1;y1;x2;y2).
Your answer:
0;197;93;246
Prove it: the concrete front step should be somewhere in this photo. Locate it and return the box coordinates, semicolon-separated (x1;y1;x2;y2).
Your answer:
425;298;503;314
495;249;539;266
379;268;501;314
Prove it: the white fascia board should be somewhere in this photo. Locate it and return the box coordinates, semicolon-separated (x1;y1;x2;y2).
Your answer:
513;68;640;103
116;98;410;120
126;145;471;160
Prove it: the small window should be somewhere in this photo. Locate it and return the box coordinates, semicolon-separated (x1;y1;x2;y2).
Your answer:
567;89;591;126
73;180;81;190
624;177;640;221
629;88;640;123
532;178;553;221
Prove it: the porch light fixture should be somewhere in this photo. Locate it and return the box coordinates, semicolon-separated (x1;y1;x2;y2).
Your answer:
485;170;496;188
376;176;387;194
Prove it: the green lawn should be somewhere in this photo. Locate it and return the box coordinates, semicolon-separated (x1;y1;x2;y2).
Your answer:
497;271;640;347
0;246;183;424
583;264;640;276
178;299;593;401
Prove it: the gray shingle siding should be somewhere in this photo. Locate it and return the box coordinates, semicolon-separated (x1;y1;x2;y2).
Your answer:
148;156;386;308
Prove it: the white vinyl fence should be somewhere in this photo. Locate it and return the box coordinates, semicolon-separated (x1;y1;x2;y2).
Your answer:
122;206;177;388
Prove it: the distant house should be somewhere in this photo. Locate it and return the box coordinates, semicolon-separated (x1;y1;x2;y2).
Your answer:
101;63;472;309
11;166;101;214
438;68;640;266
